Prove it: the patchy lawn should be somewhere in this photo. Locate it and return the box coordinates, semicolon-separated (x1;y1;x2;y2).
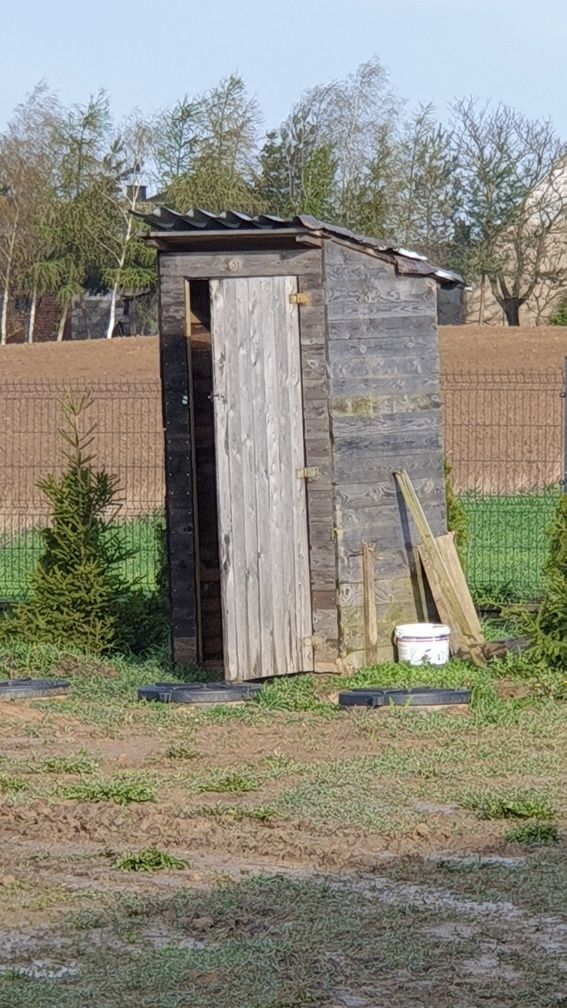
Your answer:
0;642;565;1007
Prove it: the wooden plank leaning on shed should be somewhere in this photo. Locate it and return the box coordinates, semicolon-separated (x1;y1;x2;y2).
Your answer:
393;469;486;667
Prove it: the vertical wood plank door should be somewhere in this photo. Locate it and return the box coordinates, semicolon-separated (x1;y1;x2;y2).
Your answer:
210;275;313;681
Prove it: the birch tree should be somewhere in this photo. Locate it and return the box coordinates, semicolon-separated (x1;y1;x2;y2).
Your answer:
99;116;156;338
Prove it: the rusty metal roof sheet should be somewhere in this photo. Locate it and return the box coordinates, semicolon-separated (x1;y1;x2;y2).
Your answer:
139;207;463;285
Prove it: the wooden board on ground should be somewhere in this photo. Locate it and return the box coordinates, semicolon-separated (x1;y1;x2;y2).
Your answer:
432;532;484;639
393;469;486;666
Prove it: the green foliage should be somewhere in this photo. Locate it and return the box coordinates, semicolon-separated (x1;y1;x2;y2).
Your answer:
444;459;469;571
505;821;560;846
24;752;98;775
164;743;199;761
0;399;168;655
256;674;332;713
526;494;567;670
463;789;555;821
114;847;188;872
1;395;133;653
58;774;156;805
549;299;567;325
0;773;27;795
195;769;259;794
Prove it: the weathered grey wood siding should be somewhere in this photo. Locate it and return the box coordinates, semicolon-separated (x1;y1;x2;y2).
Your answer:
323;240;446;666
210;275;313;681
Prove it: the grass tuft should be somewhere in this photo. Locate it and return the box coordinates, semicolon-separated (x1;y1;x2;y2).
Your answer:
463;789;555;821
0;773;27;794
114;847;188;872
194;770;259;794
25;752;99;775
58;774;156;805
164;743;200;761
505;821;560;846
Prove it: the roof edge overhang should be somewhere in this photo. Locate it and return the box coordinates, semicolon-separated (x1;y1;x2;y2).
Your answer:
140;209;464;285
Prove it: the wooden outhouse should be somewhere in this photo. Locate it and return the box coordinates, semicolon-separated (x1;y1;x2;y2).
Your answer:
145;209;460;680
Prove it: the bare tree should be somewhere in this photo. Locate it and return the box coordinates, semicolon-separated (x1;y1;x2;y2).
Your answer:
452;99;567;325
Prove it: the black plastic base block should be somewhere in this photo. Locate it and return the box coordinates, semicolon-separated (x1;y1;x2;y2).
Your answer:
138;682;263;704
0;678;70;700
338;686;472;709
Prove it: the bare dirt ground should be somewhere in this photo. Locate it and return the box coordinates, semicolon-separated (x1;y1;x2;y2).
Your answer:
439;324;567;372
0;658;564;1006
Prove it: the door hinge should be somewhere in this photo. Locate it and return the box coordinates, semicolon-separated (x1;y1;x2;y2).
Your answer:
289;291;311;305
296;466;320;480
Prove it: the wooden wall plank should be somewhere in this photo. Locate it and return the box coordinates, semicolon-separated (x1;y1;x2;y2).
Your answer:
281;276;314;672
158;261;197;664
297;271;339;665
161;248;322;280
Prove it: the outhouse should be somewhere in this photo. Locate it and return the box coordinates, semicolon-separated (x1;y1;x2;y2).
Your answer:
145;209;460;680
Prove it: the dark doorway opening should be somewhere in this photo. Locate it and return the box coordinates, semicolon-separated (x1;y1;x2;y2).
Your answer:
187;280;223;664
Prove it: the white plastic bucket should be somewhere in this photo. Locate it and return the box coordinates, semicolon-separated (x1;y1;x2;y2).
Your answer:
394;623;451;666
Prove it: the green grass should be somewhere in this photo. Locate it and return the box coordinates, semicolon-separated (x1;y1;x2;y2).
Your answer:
0;873;563;1008
504;821;560;846
0;515;163;602
0;495;558;609
164;743;200;761
114;847;188;872
58;774;156;806
21;752;99;775
0;773;27;795
463;789;555;821
461;489;559;604
194;769;260;794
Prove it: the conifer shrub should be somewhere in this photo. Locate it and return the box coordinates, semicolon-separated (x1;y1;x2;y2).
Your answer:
1;395;168;655
444;458;468;571
527;494;567;671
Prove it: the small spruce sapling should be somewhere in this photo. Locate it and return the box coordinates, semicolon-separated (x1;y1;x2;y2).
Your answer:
4;395;134;653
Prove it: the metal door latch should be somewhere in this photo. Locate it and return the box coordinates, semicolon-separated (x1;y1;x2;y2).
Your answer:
296;466;320;480
289;292;311;305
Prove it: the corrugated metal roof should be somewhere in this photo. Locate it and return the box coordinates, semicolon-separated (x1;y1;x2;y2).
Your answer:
139;207;463;285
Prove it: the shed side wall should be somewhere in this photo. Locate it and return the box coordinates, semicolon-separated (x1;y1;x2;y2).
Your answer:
324;240;446;667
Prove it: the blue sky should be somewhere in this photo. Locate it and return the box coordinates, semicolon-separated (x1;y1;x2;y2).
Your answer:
2;0;566;134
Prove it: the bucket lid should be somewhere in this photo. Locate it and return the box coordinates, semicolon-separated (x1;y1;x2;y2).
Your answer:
395;623;450;639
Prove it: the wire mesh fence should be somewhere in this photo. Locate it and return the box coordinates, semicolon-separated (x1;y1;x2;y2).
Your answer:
0;370;563;608
0;380;164;601
440;369;564;603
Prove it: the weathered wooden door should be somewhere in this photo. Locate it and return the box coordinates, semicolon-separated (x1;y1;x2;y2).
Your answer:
209;275;313;681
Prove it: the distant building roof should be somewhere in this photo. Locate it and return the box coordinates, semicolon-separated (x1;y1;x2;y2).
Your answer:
139;207;463;286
